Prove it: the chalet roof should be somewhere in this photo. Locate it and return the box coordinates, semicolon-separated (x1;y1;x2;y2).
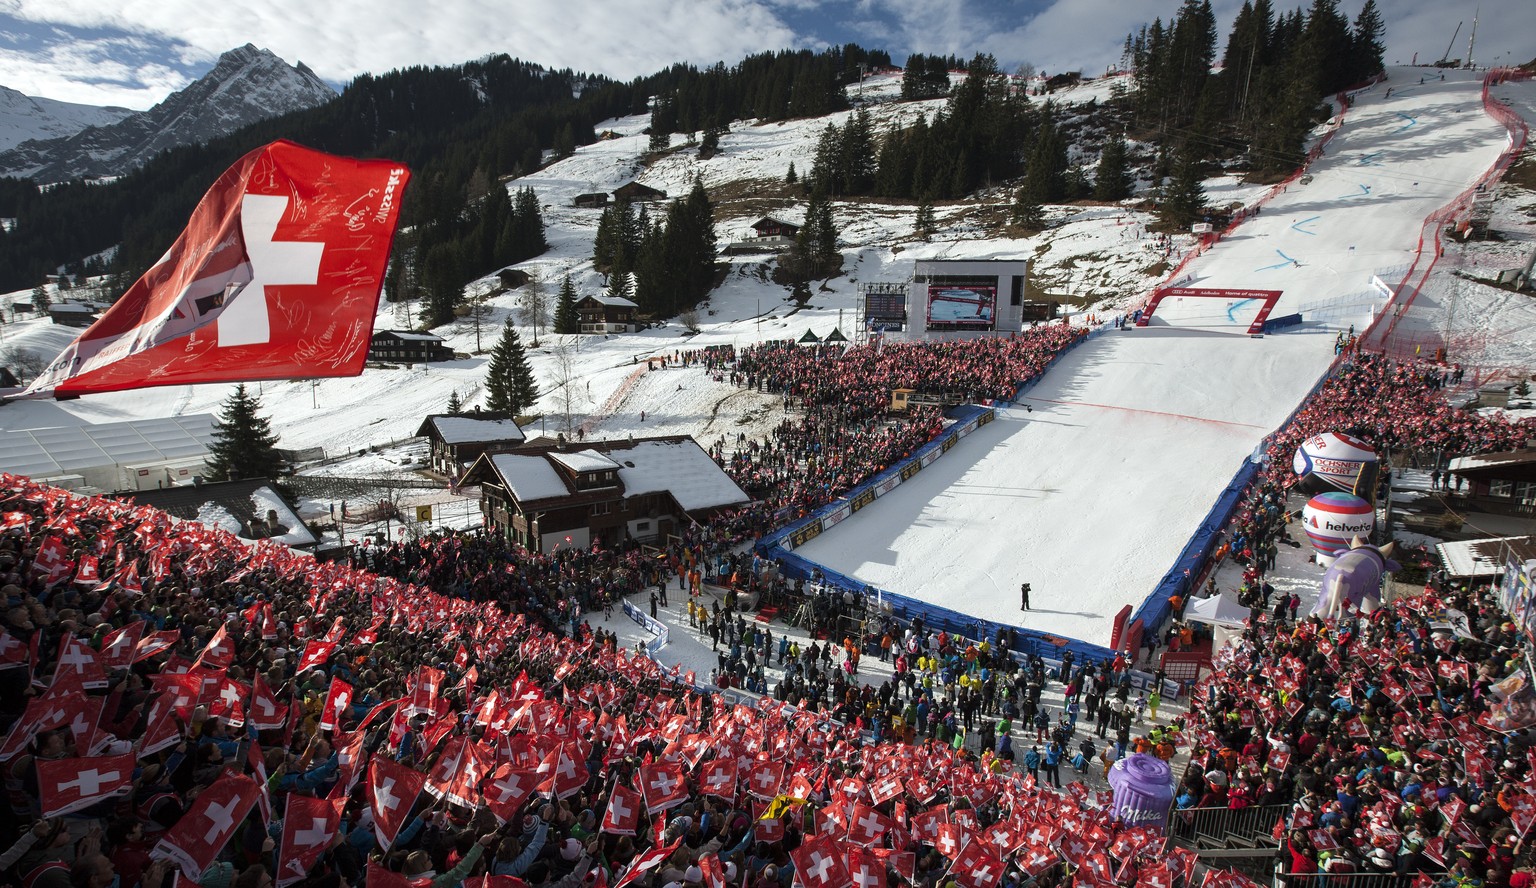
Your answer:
751;216;799;230
373;330;444;342
612;439;750;512
120;479;318;548
1448;449;1536;482
613;181;666;198
49;302;96;312
581;293;639;308
1436;535;1536;578
415;414;525;446
550;449;621;473
486;453;570;502
464;435;749;512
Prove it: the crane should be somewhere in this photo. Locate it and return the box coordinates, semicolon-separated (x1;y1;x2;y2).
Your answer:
1434;21;1462;68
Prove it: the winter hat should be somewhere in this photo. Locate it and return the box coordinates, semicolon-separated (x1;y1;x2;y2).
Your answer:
685;866;703;882
561;838;583;861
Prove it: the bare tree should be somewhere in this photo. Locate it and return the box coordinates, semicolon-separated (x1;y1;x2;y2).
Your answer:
518;274;550;347
0;346;49;383
548;339;583;433
678;308;701;333
462;282;497;354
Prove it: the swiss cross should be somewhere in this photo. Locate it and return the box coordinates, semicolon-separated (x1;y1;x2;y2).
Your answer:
754;769;776;789
805;850;836;883
556;754;577;782
856;811;884;837
491;772;523;801
375;778;401;812
293;817;330;846
650;770;680;797
219;684;242;708
58;644;93;670
104;634;131;655
203;797;240;842
608;792;633;823
706;768;731;788
877;778;899;796
219;194;325;348
937;833;958;855
969;861;997;884
853;864;880;888
255;695;276;716
1026;826;1047;844
60;768;120;796
68;709;91;736
39;707;67;726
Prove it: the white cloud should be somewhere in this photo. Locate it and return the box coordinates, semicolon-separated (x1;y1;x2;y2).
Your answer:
0;37;191;107
3;0;802;90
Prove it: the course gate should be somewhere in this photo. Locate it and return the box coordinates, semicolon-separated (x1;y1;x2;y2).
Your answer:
1137;287;1283;334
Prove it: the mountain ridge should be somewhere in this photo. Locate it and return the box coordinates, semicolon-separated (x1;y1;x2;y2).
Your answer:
0;44;337;183
0;85;133;153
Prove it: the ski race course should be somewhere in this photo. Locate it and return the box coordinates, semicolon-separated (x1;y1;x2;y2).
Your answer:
792;68;1527;649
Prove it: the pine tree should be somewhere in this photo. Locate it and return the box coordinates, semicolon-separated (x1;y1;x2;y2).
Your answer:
31;284;49;313
1348;0;1385;85
914;200;936;240
205;384;285;482
485;321;538;415
1094;132;1134;201
554;275;579;334
1011;174;1046;229
447;391;464;414
785;162;798;185
1159;148;1208;229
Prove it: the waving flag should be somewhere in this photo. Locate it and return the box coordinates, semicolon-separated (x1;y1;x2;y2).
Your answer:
24;140;409;398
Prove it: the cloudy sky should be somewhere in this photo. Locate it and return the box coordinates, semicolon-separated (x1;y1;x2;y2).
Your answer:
1;0;1532;109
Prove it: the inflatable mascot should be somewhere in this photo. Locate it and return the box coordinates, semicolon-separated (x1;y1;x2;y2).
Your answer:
1312;537;1400;619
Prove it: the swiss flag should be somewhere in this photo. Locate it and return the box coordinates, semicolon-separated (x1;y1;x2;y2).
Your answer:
0;629;29;671
248;674;288;731
847;803;894;847
98;621;144;671
369;755;426;851
22;141;409;398
700;758;737;800
37;753;135;817
296;640;338;674
869;773;904;805
848;846;885;888
277;793;342;887
535;742;588;800
698;853;728;888
54;634;107;689
194;624;236;670
611;840;680;888
744;760;785;799
152;773;261;878
319;678;353;733
790;835;850;888
73;552;100;585
32;535;72;583
639;760;689;814
950;836;1005;888
482;763;537;825
601;784;643;836
134;629;180;663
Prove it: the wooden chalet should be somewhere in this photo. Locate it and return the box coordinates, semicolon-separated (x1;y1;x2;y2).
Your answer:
1448;448;1536;517
573;193;610;209
724;216;800;255
497;268;533;289
576;293;639;333
369;330;455;364
612;181;667;203
48;302;98;328
459;435;750;553
416;411;526;476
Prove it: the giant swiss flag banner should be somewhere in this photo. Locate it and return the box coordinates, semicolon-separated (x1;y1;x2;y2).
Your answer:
23;140;409;397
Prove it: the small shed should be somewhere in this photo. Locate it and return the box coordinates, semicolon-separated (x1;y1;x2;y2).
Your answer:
497;268;533;289
573;193;610;209
576;293;640;334
48;302;98;328
613;181;667;203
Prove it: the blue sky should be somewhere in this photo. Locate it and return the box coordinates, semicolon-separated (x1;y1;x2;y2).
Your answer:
1;0;1532;109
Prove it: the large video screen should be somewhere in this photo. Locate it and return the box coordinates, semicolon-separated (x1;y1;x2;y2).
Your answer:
926;284;996;327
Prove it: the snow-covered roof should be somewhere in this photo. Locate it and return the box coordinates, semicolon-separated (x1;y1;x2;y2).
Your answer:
550;449;620;473
1437;536;1536;579
423;415;525;445
588;293;639;308
613;439;749;512
487;453;570;502
49;302;95;312
374;330;444;342
0;414;215;479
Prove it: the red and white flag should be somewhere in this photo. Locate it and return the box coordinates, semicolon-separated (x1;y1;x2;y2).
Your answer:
482;763;536;826
949;835;1005;888
639;760;689;814
0;629;29;671
296;640;338;673
790;835;850;888
535;742;588;800
277;793;343;887
151;773;261;878
369;755;426;851
98;621;145;671
319;678;353;733
37;753;135;817
698;853;728;888
700;757;737;800
600;784;643;836
848;846;886;888
54;634;107;689
22;141;409;398
194;624;236;670
611;840;680;888
248;674;288;731
744;760;785;799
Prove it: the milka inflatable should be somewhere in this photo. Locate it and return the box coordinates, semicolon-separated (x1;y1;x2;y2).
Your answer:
1312;537;1400;619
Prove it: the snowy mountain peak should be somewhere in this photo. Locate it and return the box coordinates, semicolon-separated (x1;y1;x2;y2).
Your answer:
0;84;133;154
0;45;337;182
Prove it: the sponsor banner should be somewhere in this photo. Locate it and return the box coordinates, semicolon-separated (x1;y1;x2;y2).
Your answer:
901;462;923;481
876;475;902;496
956;420;979;438
822;504;852;530
977;410;995;427
941;436;958;453
850;488;877;513
788;521;824;549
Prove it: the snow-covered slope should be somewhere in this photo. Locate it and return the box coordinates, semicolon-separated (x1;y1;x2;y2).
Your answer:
0;45;336;182
0;86;132;153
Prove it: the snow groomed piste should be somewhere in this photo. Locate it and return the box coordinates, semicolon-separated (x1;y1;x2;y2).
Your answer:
774;68;1529;654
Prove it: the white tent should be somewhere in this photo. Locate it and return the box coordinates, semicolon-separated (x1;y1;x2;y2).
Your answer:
1184;593;1249;628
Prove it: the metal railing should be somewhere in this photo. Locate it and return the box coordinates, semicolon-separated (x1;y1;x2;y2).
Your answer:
1274;870;1447;888
1171;804;1288;849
